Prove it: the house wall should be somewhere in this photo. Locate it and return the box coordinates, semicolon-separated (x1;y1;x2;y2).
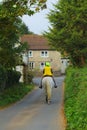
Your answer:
60;58;70;74
28;50;62;72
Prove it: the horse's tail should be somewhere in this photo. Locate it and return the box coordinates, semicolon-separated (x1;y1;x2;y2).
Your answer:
44;79;52;102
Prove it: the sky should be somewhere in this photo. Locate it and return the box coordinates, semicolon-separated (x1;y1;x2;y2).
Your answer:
22;0;57;34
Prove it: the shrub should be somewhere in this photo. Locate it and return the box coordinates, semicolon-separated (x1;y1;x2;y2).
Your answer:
0;65;7;91
65;67;87;130
6;69;21;88
27;70;34;83
23;69;34;84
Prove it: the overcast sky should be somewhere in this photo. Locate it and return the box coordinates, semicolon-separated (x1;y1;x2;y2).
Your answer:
22;0;57;34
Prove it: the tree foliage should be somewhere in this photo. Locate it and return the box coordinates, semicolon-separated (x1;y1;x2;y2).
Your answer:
18;20;33;35
0;16;29;68
0;0;47;69
44;0;87;67
0;0;47;17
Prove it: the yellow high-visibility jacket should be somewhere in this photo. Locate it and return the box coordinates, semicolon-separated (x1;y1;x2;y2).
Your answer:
43;66;53;76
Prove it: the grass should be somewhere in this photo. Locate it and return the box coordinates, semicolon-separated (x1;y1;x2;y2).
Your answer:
0;83;34;108
64;66;87;130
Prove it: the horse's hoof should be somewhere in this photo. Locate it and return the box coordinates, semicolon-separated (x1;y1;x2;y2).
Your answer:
48;100;51;105
46;96;48;103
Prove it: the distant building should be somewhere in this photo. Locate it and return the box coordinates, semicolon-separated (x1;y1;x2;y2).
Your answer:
20;34;62;76
17;35;70;81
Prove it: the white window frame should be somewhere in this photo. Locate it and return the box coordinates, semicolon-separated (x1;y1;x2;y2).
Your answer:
41;51;49;57
40;62;45;70
28;51;33;57
29;62;35;69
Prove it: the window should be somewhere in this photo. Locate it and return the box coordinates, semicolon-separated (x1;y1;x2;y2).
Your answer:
41;51;48;57
40;62;45;70
29;62;35;69
28;51;33;57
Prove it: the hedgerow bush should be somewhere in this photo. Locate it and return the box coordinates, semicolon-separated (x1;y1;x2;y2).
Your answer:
23;70;34;84
6;69;21;88
0;66;21;90
65;67;87;130
27;70;34;83
0;64;7;91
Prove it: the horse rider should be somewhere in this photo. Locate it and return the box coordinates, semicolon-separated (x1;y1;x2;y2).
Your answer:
39;62;57;88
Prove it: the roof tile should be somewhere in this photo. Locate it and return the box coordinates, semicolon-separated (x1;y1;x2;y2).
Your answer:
21;34;51;50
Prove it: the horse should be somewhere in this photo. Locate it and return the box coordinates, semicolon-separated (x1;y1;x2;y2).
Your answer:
42;76;54;104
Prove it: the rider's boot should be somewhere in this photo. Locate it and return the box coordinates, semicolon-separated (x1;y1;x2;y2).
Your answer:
39;85;42;88
52;77;57;88
46;95;48;103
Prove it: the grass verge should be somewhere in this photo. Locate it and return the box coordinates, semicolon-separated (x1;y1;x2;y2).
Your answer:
64;67;87;130
0;83;34;109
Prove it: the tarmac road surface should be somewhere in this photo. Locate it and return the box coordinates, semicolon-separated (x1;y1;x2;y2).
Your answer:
0;76;65;130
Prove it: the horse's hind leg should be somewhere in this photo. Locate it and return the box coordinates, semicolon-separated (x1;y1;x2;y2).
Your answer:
47;86;52;104
44;86;48;103
46;95;48;103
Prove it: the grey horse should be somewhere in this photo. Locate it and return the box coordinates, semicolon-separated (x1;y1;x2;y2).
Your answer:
42;76;54;104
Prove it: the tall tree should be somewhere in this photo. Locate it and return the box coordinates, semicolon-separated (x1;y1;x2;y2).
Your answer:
16;18;33;35
44;0;87;67
19;22;33;35
0;17;27;68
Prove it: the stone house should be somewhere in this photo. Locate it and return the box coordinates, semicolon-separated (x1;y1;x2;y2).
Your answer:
20;34;62;76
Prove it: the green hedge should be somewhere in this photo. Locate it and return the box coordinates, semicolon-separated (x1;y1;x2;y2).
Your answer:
0;65;21;90
0;65;7;91
65;67;87;130
6;69;21;88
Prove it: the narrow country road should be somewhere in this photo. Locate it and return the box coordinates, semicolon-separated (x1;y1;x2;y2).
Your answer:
0;76;65;130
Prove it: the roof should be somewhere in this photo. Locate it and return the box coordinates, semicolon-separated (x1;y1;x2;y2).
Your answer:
20;34;51;50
